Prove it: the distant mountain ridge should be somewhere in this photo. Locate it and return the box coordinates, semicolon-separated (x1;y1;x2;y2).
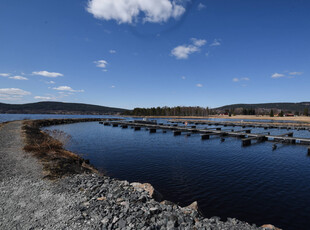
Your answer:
0;101;127;115
215;102;310;112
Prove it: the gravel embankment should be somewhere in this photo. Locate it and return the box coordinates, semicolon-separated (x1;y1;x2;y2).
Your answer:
0;121;271;230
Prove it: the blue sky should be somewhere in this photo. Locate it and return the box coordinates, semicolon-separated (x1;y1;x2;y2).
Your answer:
0;0;309;109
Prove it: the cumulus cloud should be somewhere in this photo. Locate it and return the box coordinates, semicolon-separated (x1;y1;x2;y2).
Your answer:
0;73;10;77
210;39;221;47
86;0;185;24
109;50;116;54
32;71;63;78
233;77;250;82
171;38;207;59
9;75;28;80
197;3;206;10
0;88;31;101
271;73;285;78
191;38;207;47
34;96;56;100
196;83;203;87
53;86;84;93
95;60;108;69
0;88;31;96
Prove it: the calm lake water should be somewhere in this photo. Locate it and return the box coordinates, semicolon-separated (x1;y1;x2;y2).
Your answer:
44;120;310;230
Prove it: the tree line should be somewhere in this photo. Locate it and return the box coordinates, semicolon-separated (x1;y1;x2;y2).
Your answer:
124;106;214;116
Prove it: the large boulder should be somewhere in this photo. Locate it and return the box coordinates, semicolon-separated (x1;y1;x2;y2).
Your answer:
261;224;282;230
130;182;163;201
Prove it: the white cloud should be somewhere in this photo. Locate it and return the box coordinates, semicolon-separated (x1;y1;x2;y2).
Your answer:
45;81;56;84
0;73;10;77
210;39;221;47
181;76;186;80
271;73;285;78
111;85;115;88
9;75;28;80
32;71;63;78
197;3;206;10
233;77;250;82
196;83;203;87
109;50;116;54
34;96;56;100
0;88;31;96
289;72;303;76
95;60;108;68
171;45;198;59
53;86;84;92
87;0;185;24
191;38;207;47
0;88;31;101
171;38;207;59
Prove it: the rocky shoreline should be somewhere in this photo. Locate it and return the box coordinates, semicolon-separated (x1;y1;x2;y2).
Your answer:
0;120;280;230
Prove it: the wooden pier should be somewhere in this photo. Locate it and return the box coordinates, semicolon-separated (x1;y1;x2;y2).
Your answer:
168;119;310;131
101;120;310;153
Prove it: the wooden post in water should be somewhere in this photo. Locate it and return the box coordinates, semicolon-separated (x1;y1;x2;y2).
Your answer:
308;148;310;156
201;134;210;140
149;128;156;133
242;139;251;146
173;131;181;136
113;124;118;127
216;127;221;131
134;126;141;131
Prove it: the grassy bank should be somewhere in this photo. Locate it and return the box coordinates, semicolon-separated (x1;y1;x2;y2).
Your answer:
22;118;116;180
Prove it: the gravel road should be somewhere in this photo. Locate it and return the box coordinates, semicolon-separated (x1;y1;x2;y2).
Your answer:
0;121;271;230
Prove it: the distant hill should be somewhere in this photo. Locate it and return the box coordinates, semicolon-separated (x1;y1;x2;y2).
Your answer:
0;102;128;115
215;102;310;113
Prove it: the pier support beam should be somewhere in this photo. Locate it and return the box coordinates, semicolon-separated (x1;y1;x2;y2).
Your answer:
134;126;141;131
149;128;156;133
112;124;118;127
121;125;128;129
242;139;251;146
173;131;181;136
201;134;210;140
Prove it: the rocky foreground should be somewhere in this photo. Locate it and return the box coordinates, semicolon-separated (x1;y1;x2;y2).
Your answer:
0;121;278;230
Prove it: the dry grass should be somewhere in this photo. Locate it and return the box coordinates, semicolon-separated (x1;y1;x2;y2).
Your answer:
22;120;98;180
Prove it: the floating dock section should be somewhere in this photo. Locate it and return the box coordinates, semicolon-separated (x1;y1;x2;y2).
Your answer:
100;120;310;153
